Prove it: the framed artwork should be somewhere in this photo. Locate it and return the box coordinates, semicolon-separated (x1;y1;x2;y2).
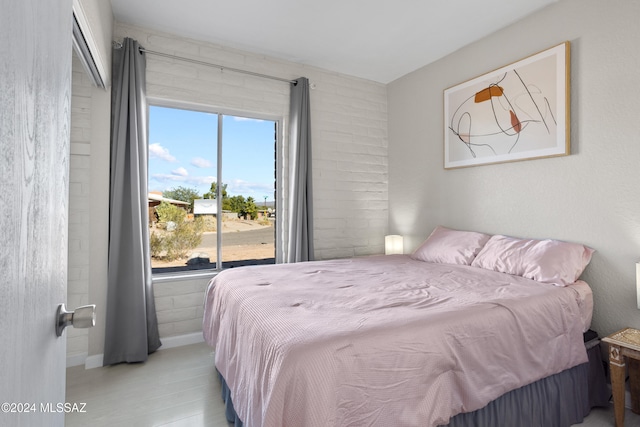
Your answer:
444;42;570;169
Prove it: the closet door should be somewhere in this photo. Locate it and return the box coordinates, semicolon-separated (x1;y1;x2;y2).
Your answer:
0;0;73;425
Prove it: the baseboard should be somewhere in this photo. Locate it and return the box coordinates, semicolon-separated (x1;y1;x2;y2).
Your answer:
84;354;104;370
66;352;88;368
158;332;205;349
69;332;206;370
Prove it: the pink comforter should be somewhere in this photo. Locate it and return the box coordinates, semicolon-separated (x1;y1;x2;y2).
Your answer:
202;255;591;427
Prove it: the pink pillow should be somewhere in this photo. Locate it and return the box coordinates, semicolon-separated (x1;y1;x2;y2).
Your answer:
471;235;594;286
411;226;491;265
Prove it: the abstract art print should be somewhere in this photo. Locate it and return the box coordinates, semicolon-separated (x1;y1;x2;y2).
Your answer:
444;42;570;169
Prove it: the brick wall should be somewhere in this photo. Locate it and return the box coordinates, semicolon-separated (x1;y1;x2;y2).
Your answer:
153;278;210;338
67;52;93;362
116;22;389;262
67;23;389;355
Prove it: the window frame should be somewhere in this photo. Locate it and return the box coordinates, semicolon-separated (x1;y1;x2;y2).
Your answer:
147;97;284;280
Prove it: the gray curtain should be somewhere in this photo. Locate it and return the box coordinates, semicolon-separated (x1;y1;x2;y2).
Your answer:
104;38;161;365
286;77;314;262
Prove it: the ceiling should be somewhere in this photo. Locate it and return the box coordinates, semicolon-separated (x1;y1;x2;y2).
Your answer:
109;0;557;84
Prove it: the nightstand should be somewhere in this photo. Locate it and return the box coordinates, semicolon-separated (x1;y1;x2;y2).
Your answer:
602;328;640;427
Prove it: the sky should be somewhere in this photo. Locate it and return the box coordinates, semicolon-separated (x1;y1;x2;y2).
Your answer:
148;105;275;202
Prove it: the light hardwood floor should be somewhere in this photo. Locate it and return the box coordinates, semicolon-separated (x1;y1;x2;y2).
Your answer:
66;342;640;427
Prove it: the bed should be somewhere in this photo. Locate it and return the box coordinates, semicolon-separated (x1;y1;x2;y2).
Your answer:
202;227;604;427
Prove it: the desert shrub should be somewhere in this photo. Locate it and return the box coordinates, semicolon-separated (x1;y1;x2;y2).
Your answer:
149;231;164;258
150;203;204;261
155;201;186;224
200;215;217;232
167;218;204;260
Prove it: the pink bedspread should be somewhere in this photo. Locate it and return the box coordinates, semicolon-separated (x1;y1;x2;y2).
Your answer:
202;255;591;427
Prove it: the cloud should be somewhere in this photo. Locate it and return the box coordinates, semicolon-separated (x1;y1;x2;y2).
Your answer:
149;143;176;162
191;157;212;168
171;167;188;177
226;179;274;198
151;173;216;187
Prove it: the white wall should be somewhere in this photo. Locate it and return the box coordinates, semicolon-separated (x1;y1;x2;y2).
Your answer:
67;52;94;364
67;0;113;364
115;22;389;261
68;22;389;363
387;0;640;337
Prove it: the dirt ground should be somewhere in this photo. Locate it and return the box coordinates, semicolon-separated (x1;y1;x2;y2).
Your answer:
151;219;275;268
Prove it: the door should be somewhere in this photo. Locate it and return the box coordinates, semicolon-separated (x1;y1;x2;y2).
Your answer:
0;0;73;426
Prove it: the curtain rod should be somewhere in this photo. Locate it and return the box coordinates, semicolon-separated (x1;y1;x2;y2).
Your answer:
113;41;297;85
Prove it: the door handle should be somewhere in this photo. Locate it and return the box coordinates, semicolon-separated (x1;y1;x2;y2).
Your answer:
56;303;96;337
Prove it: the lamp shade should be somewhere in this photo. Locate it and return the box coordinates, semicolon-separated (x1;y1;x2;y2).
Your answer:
385;235;404;255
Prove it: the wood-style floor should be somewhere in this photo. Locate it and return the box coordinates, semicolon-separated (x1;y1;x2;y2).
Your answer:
66;342;640;427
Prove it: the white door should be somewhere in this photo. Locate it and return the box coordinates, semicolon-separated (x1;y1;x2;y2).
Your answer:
0;0;73;426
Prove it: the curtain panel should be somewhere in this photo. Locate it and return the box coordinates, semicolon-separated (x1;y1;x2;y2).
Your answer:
104;38;161;365
286;77;314;263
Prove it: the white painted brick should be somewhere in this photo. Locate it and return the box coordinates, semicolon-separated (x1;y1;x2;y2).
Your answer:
367;200;389;211
157;307;198;324
70;142;91;156
68;239;81;253
152;279;209;296
171;318;204;336
67;54;93;362
337;161;384;173
71;83;92;98
355;246;384;256
367;218;390;230
67;279;87;295
70;127;85;142
316;248;356;260
173;76;223;94
196;305;205;319
68;251;89;267
158;323;174;338
315;218;346;231
173;292;206;309
68;267;82;281
198;45;246;67
147;34;200;55
147;58;198;79
67;335;88;354
69;182;83;197
154;295;174;312
70;155;91;171
145;70;176;86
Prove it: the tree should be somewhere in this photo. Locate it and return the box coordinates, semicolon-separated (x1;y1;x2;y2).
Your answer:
244;197;258;220
163;186;200;213
227;195;246;214
225;195;259;219
203;182;228;200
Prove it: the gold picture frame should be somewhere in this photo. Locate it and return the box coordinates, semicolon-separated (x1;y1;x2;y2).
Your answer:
444;42;570;169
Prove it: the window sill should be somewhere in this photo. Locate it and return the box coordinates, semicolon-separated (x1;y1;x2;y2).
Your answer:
152;269;218;284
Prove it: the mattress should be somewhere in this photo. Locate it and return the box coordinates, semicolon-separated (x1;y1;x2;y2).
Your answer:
203;255;592;427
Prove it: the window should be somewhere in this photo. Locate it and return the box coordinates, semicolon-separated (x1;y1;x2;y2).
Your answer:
148;104;277;274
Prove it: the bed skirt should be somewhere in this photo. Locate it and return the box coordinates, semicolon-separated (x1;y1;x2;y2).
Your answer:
217;339;608;427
